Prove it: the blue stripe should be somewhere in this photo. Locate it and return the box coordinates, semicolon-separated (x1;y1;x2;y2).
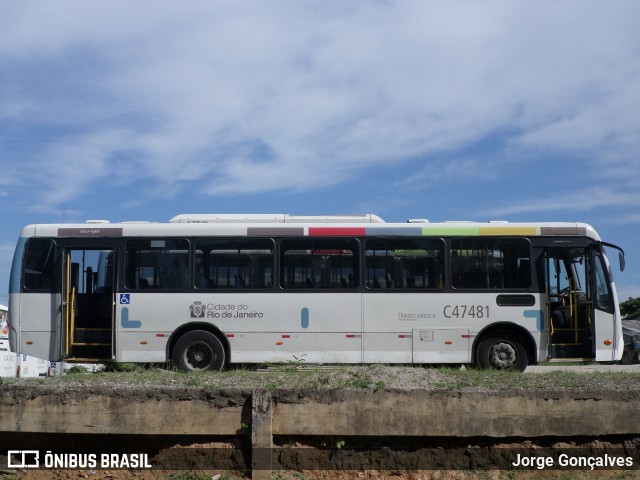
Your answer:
365;227;423;236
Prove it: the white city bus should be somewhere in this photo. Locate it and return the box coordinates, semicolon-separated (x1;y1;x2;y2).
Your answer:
8;214;625;371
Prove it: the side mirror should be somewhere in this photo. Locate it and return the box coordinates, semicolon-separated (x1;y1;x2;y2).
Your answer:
600;242;625;273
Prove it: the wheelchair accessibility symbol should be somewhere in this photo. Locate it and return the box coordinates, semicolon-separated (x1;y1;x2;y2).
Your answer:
119;294;131;305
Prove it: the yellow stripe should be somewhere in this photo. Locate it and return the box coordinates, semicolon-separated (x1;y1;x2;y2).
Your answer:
479;227;538;236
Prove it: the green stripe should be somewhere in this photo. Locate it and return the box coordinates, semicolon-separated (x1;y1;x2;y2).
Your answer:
422;227;480;236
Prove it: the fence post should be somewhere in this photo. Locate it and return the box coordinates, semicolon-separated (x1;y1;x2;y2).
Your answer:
251;390;273;480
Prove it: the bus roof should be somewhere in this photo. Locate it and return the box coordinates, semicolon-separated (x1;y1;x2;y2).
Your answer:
19;214;603;242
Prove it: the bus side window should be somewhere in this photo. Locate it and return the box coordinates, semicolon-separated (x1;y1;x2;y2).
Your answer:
23;238;56;291
281;238;359;290
124;239;189;290
451;238;530;290
364;238;444;290
194;238;274;290
518;259;531;289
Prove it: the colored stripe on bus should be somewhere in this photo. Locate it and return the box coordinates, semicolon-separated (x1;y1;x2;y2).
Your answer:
540;226;587;236
365;227;423;236
479;227;538;236
309;227;366;236
420;226;538;236
422;227;480;236
247;227;305;237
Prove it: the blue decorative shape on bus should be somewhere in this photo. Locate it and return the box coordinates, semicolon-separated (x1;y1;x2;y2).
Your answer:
121;307;142;328
301;308;309;329
524;310;544;331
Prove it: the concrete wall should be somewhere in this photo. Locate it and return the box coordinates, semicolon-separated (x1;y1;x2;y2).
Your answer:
2;388;639;438
3;388;639;479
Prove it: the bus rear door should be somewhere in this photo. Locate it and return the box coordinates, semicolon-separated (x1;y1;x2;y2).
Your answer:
62;247;116;361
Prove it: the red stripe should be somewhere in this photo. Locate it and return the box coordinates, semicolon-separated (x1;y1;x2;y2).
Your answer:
282;334;290;338
309;227;366;236
226;334;235;338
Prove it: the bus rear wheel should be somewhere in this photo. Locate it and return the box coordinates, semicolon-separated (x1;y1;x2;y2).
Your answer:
476;332;528;372
173;330;226;372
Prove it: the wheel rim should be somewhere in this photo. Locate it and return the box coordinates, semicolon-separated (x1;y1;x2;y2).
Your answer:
488;340;518;370
183;340;215;371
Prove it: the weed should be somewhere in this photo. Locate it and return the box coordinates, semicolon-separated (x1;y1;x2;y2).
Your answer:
278;354;308;372
239;422;250;437
320;436;346;449
65;365;89;374
345;370;372;388
185;377;202;387
102;362;146;373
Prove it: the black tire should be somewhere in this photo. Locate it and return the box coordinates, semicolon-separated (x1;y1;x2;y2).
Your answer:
173;330;226;372
475;331;528;372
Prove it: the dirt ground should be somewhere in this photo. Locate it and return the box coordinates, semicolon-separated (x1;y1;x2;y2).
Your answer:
4;436;640;480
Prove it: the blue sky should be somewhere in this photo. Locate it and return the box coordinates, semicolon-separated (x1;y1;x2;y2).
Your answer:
1;1;639;306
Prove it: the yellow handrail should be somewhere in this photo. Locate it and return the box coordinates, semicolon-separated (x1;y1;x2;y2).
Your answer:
65;255;71;353
70;286;76;346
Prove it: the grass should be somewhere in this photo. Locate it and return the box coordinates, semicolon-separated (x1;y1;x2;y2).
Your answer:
4;363;640;393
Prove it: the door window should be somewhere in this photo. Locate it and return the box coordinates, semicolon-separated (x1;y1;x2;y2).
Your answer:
594;255;613;312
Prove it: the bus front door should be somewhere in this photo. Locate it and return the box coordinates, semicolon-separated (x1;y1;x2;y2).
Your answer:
61;248;116;362
545;247;595;360
591;251;620;362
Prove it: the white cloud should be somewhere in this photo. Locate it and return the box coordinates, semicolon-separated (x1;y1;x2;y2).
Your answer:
0;1;639;210
483;187;640;218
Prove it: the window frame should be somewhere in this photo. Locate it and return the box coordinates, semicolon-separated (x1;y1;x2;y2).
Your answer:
23;238;57;292
279;237;360;291
364;237;445;291
449;237;532;291
124;237;191;291
193;238;275;291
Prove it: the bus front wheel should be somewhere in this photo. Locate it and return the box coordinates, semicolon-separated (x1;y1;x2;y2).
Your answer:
476;332;528;372
173;330;226;372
